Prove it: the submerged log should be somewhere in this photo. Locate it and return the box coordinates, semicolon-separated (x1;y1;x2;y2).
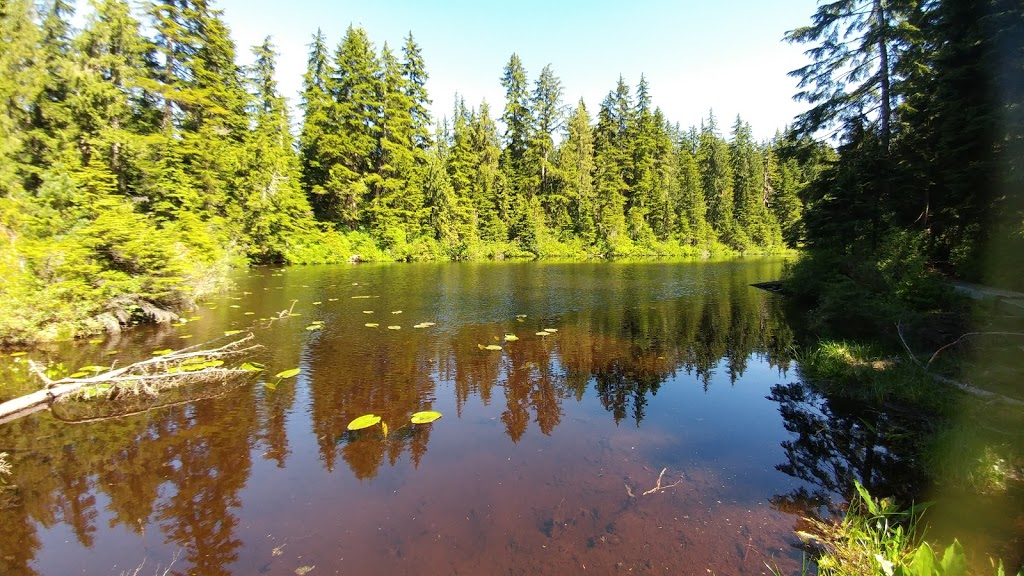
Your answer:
0;334;261;423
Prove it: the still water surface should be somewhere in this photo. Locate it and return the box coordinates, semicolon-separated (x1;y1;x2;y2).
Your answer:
0;258;850;574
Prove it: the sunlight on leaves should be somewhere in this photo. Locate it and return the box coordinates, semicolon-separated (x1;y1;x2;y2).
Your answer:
411;411;442;424
347;414;381;431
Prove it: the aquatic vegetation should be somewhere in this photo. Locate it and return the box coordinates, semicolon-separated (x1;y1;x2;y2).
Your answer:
365;323;379;328
776;482;1018;576
347;414;381;430
477;344;502;351
410;411;442;424
503;333;519;341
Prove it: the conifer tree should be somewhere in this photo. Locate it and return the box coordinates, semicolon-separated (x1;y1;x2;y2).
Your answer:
401;32;432;151
239;37;314;263
298;29;332;216
0;0;44;197
324;25;382;229
554;100;595;242
697;112;734;238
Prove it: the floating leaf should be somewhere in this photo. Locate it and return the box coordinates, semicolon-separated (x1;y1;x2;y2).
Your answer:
391;310;402;314
88;339;103;344
504;334;519;341
264;381;277;390
382;422;389;437
289;313;302;317
79;365;107;373
516;314;527;319
365;323;379;328
189;316;201;321
179;334;193;339
151;349;172;356
306;324;322;331
543;328;558;333
351;295;371;299
363;310;374;314
328;298;339;301
224;330;242;336
347;414;381;430
536;332;549;336
313;301;322;305
477;344;502;351
387;325;401;330
9;352;27;357
203;360;224;368
411;411;442;424
275;368;301;379
229;305;241;309
69;372;88;378
105;350;119;356
239;362;265;372
244;312;255;316
182;363;206;372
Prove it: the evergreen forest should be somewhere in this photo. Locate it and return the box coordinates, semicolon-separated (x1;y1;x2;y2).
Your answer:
0;0;1021;343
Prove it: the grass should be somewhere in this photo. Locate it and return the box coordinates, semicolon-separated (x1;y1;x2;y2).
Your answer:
772;482;1021;576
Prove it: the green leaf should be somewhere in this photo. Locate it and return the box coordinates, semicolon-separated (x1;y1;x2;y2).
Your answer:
151;349;172;356
939;540;966;576
306;324;322;331
79;365;107;373
224;330;242;336
908;543;936;576
347;414;382;430
203;360;224;368
504;334;519;341
387;325;401;330
483;344;502;351
411;411;442;424
365;323;379;328
854;480;881;516
275;368;300;379
69;372;88;378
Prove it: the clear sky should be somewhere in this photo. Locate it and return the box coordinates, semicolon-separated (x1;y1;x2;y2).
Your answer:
110;0;821;141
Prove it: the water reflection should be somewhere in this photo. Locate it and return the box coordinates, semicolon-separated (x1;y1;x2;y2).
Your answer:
768;380;926;515
0;259;802;575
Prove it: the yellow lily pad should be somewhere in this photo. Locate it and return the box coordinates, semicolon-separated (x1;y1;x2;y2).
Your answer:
411;411;443;424
347;414;382;431
224;330;242;336
351;295;371;299
363;310;374;314
504;334;519;341
306;324;323;331
275;368;301;379
387;325;401;330
391;310;402;314
239;362;265;372
536;332;549;336
543;328;558;333
9;352;27;357
365;323;379;328
87;339;103;344
478;344;502;351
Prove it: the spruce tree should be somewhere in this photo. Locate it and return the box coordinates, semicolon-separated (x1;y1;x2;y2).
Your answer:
697;112;734;240
401;32;432;152
298;29;333;217
554;100;595;242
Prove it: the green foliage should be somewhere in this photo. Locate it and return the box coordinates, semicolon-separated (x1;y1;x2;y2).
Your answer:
780;481;1019;576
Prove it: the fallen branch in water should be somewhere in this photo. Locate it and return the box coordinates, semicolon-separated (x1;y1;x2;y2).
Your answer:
642;467;682;495
0;334;261;424
625;467;683;498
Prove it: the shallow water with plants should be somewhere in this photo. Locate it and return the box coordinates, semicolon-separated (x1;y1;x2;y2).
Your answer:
0;258;1013;575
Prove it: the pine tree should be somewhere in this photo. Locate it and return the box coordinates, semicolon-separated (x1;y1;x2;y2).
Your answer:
528;64;565;202
554;100;595;242
697;112;734;238
401;32;432;152
367;43;422;247
298;29;332;216
499;54;537;249
592;91;629;249
0;0;44;197
239;37;314;263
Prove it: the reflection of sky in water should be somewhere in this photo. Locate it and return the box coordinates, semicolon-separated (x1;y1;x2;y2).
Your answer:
3;258;845;575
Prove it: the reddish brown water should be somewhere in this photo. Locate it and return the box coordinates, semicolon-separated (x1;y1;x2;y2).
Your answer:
0;259;828;575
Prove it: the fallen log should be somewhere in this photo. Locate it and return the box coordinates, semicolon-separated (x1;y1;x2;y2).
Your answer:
0;334;261;423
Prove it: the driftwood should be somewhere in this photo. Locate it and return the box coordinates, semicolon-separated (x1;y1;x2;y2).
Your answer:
0;334;261;424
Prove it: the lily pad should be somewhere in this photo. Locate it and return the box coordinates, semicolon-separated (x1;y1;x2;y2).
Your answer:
391;310;403;314
363;310;374;314
365;323;379;328
478;344;502;351
387;325;401;330
69;372;88;378
347;414;382;431
411;411;443;424
151;349;173;356
543;328;558;333
275;368;301;379
79;365;107;373
9;352;27;357
306;324;323;331
239;362;265;372
224;330;242;336
504;334;519;341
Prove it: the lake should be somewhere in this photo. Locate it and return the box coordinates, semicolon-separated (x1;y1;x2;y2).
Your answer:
0;258;874;575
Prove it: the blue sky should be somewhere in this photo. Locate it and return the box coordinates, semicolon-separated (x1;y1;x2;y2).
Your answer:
83;0;821;141
215;0;820;140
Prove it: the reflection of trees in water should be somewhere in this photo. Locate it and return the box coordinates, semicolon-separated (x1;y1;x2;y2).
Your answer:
768;380;927;517
0;260;797;573
0;391;257;576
